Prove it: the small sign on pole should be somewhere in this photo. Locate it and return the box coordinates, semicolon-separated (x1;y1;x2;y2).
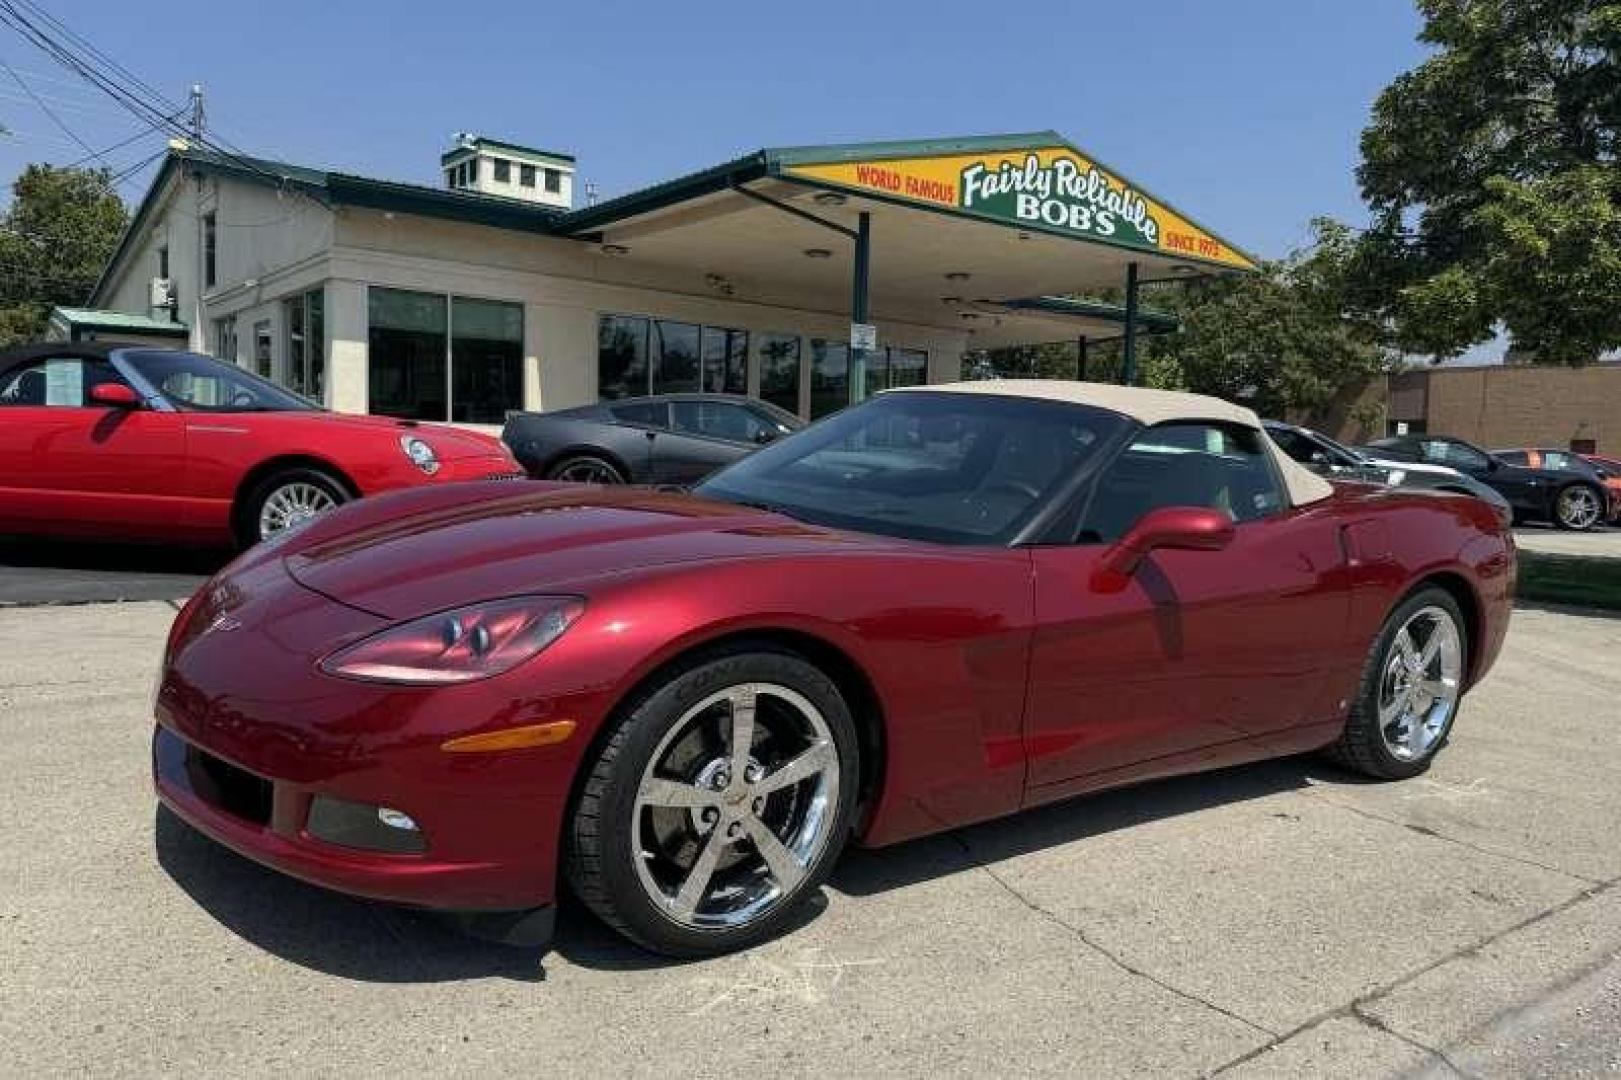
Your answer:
850;322;878;352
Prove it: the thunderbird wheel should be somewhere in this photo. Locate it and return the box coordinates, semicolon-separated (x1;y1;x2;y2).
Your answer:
567;650;858;956
1329;587;1468;780
239;467;348;548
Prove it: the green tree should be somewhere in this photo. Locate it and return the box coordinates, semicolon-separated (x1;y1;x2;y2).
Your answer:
1353;0;1621;362
0;164;128;345
1141;220;1391;422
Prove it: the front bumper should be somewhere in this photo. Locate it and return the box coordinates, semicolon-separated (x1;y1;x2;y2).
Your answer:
151;557;588;915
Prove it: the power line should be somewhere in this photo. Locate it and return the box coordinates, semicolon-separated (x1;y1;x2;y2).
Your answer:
0;3;323;208
0;56;99;163
64;118;174;168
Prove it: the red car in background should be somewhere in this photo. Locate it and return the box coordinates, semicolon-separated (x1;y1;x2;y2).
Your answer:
0;343;522;547
153;381;1514;957
1577;452;1621;523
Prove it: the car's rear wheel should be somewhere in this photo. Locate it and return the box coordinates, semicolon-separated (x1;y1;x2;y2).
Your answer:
1327;586;1467;780
240;468;348;546
566;649;858;957
1554;483;1603;530
548;455;625;484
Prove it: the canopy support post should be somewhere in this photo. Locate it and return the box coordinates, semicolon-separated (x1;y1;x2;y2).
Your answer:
1121;261;1140;386
851;210;871;402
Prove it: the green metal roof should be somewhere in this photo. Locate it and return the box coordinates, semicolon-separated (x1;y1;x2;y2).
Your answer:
94;132;1257;305
50;306;188;336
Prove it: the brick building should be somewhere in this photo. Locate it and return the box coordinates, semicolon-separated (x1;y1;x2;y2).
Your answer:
1322;362;1621;453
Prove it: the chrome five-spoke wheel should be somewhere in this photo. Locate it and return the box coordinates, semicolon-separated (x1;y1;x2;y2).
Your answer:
1376;605;1463;761
566;650;858;956
633;682;839;929
1330;587;1470;780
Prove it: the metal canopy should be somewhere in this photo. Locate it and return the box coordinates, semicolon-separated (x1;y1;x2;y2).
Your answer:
563;133;1254;373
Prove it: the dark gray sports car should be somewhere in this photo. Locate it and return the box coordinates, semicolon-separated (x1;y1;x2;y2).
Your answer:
502;394;803;485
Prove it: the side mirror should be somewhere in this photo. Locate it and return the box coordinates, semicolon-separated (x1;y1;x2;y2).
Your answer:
753;429;780;445
1092;506;1236;592
89;383;139;408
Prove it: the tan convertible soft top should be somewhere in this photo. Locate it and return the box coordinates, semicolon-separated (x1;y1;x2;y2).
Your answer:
889;379;1334;508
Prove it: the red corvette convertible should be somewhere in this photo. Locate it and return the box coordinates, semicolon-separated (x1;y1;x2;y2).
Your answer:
152;381;1514;956
0;343;521;547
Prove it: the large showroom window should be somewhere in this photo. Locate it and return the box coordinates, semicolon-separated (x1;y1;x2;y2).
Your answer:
281;288;325;401
450;296;524;423
369;287;523;423
758;333;800;414
808;338;849;420
597;315;747;399
369;288;446;420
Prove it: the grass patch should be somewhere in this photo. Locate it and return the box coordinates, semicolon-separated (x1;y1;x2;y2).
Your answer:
1517;550;1621;611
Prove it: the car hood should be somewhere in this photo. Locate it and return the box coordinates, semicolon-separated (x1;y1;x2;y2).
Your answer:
229;411;506;460
282;486;909;619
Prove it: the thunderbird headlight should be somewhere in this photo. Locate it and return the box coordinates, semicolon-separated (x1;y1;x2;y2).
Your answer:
319;596;585;685
400;435;440;475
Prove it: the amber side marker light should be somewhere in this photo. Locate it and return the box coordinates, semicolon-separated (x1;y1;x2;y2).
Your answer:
441;720;578;753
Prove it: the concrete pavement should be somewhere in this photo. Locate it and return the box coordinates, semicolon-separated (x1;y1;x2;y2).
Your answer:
1;600;1618;1077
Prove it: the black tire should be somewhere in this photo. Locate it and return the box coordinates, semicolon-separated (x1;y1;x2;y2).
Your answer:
565;647;860;957
235;467;349;548
1326;586;1468;780
1553;482;1604;531
546;454;626;484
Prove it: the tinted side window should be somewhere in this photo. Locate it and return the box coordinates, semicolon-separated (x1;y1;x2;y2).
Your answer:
672;401;771;442
1494;450;1528;466
0;358;127;407
1080;423;1285;544
1267;427;1317;464
1423;439;1490;470
609;401;667;428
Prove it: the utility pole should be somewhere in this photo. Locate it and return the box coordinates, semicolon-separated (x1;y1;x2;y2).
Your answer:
189;84;206;353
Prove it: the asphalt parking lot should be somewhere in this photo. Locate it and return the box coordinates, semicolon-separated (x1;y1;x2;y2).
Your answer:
2;593;1619;1077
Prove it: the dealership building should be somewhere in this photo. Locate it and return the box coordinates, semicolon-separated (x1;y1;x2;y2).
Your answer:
81;132;1256;427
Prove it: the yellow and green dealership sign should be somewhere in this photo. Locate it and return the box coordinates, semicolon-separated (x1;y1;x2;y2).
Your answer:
783;144;1256;272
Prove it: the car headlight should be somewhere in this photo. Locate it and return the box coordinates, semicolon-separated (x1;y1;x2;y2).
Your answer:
400;435;440;475
1387;469;1406;484
318;596;585;685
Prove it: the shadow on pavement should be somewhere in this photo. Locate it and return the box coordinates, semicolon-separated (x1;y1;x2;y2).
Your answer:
154;754;1342;982
0;541;229;605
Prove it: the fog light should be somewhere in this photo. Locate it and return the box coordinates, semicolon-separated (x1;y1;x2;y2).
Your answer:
377;806;418;832
306;795;427;854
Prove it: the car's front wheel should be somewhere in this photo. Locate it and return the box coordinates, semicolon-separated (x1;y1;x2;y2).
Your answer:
1554;483;1603;531
566;648;859;957
547;455;625;484
1328;586;1468;780
240;467;349;546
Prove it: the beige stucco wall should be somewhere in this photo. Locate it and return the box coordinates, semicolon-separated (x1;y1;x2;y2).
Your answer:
97;175;982;421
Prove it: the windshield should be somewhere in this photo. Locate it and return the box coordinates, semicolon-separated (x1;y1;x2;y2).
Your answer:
694;391;1127;544
120;349;319;413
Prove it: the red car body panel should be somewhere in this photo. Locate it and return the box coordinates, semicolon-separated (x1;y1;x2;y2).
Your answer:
0;403;519;543
153;479;1513;914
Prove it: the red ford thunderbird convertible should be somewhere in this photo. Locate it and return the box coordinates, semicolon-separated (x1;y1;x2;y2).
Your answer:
0;343;521;547
152;381;1515;956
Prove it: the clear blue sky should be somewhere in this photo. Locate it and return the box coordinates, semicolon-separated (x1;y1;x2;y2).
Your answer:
0;0;1430;260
